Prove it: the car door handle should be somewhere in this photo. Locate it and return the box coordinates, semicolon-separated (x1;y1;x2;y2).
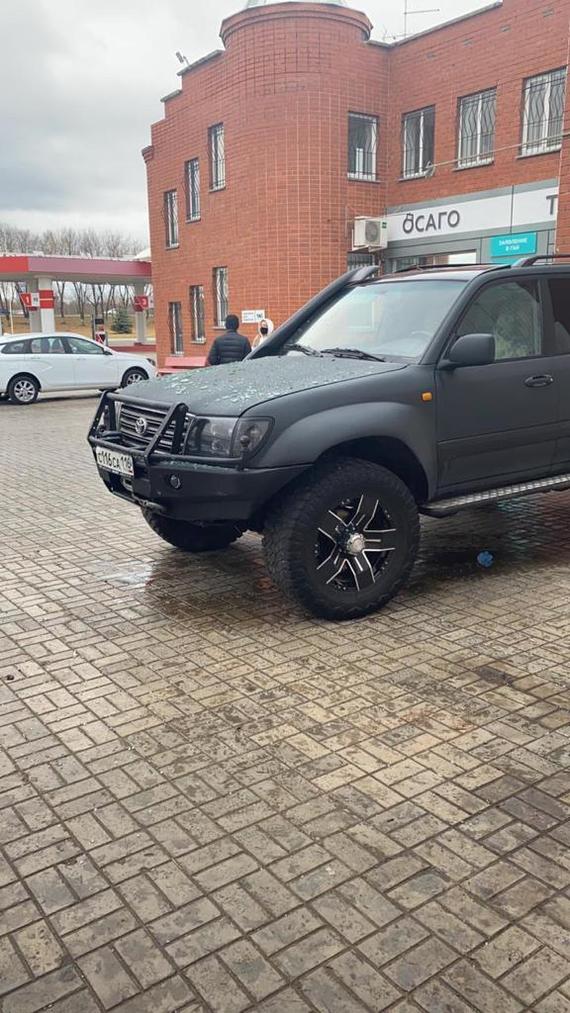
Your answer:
525;374;554;388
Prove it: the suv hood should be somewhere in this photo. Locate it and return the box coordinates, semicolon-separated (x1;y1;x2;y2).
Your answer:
119;355;406;415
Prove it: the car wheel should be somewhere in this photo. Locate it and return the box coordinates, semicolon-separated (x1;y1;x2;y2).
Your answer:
263;456;420;621
141;508;243;552
7;374;39;406
121;367;148;387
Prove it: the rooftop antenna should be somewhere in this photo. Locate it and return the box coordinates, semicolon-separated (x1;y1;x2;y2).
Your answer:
175;51;189;68
403;0;440;38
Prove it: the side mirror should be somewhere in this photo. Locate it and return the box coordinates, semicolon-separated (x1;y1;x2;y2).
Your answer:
442;333;495;368
103;348;113;356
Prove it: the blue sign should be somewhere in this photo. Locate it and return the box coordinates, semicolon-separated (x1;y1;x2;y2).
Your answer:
490;232;537;259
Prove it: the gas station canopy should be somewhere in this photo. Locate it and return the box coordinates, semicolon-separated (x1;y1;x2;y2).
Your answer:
0;253;152;343
0;253;151;285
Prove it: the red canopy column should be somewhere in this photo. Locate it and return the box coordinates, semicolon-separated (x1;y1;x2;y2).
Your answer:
27;277;56;333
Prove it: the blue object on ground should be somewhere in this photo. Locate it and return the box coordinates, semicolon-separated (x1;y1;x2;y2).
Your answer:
477;551;494;568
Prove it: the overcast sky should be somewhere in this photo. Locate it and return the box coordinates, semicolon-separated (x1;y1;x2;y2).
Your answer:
1;0;491;244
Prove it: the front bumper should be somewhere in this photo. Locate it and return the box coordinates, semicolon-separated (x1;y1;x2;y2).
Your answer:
87;394;304;523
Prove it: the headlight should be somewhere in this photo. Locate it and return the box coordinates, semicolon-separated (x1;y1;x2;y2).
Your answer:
233;418;273;456
186;417;272;458
186;417;235;457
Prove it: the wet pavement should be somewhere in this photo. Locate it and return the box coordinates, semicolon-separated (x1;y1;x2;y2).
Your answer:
1;395;570;1013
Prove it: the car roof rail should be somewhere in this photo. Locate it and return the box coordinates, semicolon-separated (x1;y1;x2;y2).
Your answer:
349;265;381;283
394;263;499;274
513;254;570;268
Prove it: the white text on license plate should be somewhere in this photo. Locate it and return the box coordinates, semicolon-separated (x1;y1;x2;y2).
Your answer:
96;448;134;477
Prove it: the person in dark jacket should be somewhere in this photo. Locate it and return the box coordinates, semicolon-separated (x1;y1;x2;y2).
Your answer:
206;314;252;366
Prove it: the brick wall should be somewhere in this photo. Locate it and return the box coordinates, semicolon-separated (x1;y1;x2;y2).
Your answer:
387;0;569;206
146;0;570;366
146;3;388;363
554;16;570;252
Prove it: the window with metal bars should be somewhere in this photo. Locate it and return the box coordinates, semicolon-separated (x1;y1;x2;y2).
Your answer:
209;123;226;190
458;88;496;168
189;286;206;343
169;302;184;354
522;67;567;156
185;159;200;221
347;251;379;270
348;113;378;181
402;106;435;178
213;267;229;327
164;190;179;248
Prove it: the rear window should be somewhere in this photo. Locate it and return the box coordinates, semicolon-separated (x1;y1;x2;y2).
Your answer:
1;340;29;354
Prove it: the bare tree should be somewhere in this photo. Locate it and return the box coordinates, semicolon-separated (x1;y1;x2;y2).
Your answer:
0;281;11;316
72;282;88;324
0;222;146;326
0;223;41;254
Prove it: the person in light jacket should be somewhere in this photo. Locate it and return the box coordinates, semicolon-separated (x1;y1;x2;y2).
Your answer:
252;318;274;350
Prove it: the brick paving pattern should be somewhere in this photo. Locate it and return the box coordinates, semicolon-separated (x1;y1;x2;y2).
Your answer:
1;395;569;1012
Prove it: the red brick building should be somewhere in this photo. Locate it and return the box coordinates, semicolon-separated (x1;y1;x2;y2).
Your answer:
144;0;570;365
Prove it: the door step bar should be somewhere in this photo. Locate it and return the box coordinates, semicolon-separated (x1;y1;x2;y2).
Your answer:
423;473;570;517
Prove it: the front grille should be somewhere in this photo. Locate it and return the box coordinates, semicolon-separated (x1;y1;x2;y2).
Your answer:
118;403;192;453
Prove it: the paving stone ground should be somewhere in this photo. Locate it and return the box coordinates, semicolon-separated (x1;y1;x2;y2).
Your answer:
1;394;570;1013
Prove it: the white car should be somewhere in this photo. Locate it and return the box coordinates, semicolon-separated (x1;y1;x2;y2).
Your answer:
0;332;156;405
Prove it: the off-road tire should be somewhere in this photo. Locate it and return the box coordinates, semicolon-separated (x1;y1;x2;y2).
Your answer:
263;456;420;620
7;374;39;405
142;508;242;553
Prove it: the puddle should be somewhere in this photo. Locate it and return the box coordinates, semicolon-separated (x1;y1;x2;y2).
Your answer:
476;665;514;686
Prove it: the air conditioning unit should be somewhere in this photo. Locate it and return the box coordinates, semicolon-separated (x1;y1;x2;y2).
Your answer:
353;217;388;250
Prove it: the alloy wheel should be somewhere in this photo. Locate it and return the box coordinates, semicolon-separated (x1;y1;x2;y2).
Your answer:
13;379;37;404
315;493;399;592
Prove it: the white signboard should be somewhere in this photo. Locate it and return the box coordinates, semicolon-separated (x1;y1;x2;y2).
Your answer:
242;309;266;324
387;184;559;243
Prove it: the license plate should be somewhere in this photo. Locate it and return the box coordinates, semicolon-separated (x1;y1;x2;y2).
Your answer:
96;447;134;477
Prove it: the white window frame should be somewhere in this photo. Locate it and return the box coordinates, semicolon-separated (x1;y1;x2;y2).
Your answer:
169;301;183;355
213;267;229;328
457;88;496;168
190;285;206;343
209;123;226;191
402;107;435;179
521;68;567;156
185;159;200;222
348;113;378;182
164;190;179;248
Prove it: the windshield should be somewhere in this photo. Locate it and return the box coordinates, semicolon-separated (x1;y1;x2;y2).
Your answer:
283;279;467;361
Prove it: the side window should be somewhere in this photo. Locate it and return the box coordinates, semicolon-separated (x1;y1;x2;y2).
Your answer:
66;337;104;355
548;279;570;354
457;280;543;360
30;339;45;354
47;336;66;354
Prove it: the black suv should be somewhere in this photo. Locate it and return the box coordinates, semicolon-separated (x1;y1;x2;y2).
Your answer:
89;258;570;620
